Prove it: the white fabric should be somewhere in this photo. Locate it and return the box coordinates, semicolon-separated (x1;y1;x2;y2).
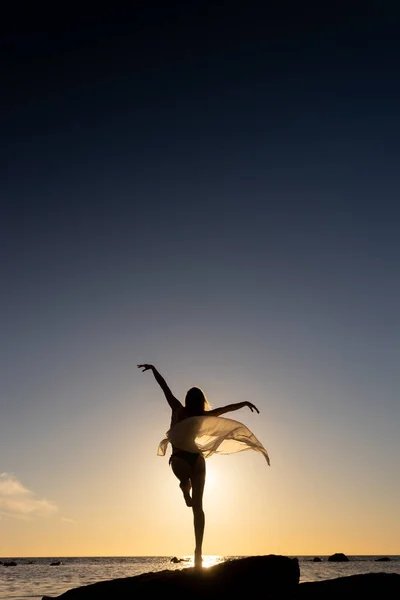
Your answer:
157;415;270;465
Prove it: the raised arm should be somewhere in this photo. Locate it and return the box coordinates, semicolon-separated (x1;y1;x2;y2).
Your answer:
137;364;182;411
207;401;260;417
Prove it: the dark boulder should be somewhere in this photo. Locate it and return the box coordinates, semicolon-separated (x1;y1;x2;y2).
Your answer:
295;573;400;600
328;552;349;562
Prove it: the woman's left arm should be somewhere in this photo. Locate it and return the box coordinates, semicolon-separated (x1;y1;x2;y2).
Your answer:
137;364;182;411
207;401;260;417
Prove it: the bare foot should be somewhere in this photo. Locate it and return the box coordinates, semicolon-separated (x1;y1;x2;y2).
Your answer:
179;481;193;507
194;552;203;570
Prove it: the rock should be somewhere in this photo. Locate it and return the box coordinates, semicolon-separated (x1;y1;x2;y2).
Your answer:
294;572;400;599
50;561;62;566
40;557;400;600
3;561;17;567
375;557;391;562
312;557;321;562
170;557;189;563
42;555;300;599
170;557;185;563
327;552;349;562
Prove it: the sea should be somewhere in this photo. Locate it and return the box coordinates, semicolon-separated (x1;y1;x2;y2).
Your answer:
1;555;399;600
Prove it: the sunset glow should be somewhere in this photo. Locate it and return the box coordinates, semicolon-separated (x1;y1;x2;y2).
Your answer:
2;4;400;561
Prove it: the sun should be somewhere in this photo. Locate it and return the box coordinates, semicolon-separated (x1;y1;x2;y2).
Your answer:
205;460;217;489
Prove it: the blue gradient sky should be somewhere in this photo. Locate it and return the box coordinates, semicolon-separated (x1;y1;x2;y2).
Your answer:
1;3;399;556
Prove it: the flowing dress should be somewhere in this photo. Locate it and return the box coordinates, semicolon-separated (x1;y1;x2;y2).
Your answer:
158;415;270;465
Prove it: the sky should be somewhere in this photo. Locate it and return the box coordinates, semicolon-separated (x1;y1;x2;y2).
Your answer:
1;2;400;558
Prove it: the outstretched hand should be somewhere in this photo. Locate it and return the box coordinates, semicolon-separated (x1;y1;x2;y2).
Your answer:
246;401;260;413
137;364;154;372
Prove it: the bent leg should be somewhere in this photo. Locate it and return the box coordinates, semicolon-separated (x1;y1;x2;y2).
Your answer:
170;456;193;507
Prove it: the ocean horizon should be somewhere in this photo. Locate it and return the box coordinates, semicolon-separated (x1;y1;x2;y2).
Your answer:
1;554;399;600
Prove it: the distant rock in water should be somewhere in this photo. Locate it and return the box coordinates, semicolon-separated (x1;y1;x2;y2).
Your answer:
328;552;349;562
375;557;391;562
312;557;322;562
3;561;17;567
50;561;62;566
170;557;188;563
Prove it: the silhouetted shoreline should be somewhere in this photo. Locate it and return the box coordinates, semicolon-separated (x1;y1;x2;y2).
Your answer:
41;555;400;600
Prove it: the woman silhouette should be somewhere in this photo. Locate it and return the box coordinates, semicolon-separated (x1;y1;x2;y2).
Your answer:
138;364;269;569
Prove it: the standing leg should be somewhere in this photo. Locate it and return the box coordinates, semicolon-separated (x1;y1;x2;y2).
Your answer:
191;455;206;569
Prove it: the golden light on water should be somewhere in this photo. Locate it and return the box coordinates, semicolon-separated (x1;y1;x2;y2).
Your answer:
182;555;225;569
202;555;225;569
